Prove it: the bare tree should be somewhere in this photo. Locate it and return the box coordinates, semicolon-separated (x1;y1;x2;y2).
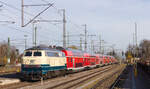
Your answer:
0;43;18;65
139;39;150;60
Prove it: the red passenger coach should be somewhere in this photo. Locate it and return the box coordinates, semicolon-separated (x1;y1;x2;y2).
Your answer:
89;55;97;68
95;55;100;66
62;49;85;71
62;48;98;71
95;54;104;66
104;56;109;65
83;53;91;67
61;47;117;72
108;56;112;64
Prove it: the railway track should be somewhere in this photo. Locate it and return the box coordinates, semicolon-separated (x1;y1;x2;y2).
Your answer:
47;66;113;89
19;65;117;89
0;64;119;89
90;64;126;89
91;69;122;89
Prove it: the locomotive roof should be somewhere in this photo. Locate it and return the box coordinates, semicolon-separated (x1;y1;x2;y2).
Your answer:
25;46;64;51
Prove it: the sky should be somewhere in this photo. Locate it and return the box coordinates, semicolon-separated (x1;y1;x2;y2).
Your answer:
0;0;150;53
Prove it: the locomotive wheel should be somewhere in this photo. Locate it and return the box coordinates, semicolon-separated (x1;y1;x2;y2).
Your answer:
60;70;66;76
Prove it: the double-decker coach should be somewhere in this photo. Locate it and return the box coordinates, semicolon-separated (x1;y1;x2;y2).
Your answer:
62;48;97;71
62;49;84;71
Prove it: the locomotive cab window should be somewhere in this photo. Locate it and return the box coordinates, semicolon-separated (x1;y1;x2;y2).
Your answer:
34;52;42;56
46;52;59;57
24;51;32;56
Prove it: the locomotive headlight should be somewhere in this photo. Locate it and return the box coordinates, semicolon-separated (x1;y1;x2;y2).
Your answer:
30;60;35;64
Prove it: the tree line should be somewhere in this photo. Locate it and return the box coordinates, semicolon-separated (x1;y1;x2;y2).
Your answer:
0;42;20;66
126;39;150;60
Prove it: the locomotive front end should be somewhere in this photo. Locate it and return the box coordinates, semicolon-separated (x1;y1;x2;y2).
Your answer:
21;50;48;80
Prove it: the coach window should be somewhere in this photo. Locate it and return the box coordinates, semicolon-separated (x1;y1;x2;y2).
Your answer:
100;61;102;64
88;58;90;62
68;57;72;62
34;52;42;56
25;51;32;56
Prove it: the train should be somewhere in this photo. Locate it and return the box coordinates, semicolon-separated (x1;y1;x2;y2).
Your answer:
21;46;118;80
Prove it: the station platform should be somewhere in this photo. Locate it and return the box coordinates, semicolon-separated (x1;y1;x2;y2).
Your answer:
122;65;150;89
0;73;20;85
0;78;20;85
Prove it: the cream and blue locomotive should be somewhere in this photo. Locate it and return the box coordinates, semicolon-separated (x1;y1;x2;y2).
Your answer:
21;47;67;80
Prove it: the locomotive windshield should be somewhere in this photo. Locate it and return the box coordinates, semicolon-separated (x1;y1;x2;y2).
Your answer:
34;52;42;56
24;51;32;56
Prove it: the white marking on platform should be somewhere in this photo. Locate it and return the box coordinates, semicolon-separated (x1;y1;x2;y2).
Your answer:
0;78;20;85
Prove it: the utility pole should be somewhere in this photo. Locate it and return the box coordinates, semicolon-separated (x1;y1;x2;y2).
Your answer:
32;22;34;46
99;35;102;54
135;22;138;47
80;35;82;50
7;37;10;64
135;22;138;58
24;35;27;49
102;40;105;55
34;26;37;47
88;34;96;53
83;24;87;51
62;9;66;48
133;33;135;58
32;19;62;47
91;40;94;54
67;32;69;47
134;23;138;76
21;0;24;27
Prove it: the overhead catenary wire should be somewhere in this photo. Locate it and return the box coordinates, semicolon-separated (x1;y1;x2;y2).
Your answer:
0;0;83;33
0;1;59;38
0;1;37;17
41;0;84;32
41;0;86;47
0;0;69;48
0;0;88;47
2;25;52;40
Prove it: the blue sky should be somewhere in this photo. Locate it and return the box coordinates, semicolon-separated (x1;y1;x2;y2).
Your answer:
0;0;150;53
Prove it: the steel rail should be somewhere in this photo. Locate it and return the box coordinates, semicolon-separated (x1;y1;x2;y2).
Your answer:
47;66;114;89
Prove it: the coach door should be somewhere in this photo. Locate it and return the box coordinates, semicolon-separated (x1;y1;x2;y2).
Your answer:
67;57;73;68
